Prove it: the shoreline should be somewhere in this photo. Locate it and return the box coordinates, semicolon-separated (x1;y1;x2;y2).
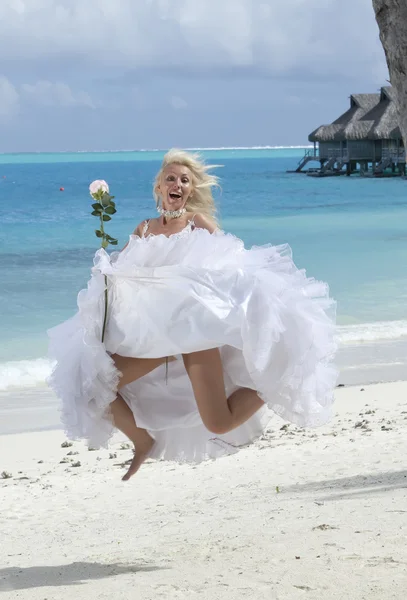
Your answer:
3;332;407;399
1;380;407;599
1;376;406;438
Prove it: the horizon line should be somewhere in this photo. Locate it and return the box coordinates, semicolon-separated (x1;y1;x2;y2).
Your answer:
0;145;313;156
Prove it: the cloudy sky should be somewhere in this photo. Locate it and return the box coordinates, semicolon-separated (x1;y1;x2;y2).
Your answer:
0;0;388;152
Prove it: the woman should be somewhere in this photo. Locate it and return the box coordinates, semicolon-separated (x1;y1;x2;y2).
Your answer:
48;149;337;481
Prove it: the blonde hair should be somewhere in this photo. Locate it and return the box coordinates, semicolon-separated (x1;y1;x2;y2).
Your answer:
153;148;221;226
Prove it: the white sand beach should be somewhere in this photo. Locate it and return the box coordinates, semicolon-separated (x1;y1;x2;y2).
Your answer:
1;381;407;599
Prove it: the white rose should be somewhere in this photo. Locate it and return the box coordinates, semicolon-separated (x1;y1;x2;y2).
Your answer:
89;180;109;196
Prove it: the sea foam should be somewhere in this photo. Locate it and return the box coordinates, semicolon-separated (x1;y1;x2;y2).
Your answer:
338;320;407;344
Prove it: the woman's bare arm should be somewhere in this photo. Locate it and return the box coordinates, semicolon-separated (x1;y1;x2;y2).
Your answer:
192;213;218;234
120;221;145;252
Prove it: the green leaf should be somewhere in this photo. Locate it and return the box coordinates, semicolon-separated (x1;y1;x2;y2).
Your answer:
92;203;102;211
110;240;118;246
101;240;109;249
100;193;112;208
91;210;102;216
95;229;103;238
102;214;111;222
104;206;117;215
105;234;117;241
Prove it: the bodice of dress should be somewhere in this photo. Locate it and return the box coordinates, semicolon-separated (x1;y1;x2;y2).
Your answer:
141;217;195;239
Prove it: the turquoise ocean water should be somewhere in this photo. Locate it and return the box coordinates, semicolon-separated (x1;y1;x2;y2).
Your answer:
1;147;407;432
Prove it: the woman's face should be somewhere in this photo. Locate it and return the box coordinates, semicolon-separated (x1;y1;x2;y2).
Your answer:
158;164;193;211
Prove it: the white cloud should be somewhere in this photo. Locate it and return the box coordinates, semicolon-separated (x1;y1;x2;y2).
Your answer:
171;95;188;110
287;95;301;106
21;81;95;108
130;86;147;111
0;76;19;120
0;0;387;81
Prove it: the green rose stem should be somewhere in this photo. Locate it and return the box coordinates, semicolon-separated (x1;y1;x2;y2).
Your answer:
90;184;118;344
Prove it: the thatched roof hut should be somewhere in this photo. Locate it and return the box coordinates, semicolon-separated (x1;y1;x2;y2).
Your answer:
369;87;401;139
309;87;401;143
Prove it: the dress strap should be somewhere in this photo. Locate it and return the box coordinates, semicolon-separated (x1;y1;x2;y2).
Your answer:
141;219;150;238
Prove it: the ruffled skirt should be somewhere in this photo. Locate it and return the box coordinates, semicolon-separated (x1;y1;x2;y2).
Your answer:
48;229;337;461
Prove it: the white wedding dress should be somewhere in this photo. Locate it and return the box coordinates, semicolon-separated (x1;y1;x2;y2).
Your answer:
48;219;338;462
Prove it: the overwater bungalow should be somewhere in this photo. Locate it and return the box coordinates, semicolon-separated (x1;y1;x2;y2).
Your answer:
293;86;405;177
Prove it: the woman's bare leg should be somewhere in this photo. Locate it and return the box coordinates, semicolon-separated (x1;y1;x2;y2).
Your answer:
109;394;154;481
182;349;264;435
109;355;174;480
112;354;174;388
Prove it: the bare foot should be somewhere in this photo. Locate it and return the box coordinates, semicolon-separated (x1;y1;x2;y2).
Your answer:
122;439;155;481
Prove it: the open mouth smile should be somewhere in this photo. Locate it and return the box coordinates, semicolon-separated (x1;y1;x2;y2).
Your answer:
169;192;182;200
